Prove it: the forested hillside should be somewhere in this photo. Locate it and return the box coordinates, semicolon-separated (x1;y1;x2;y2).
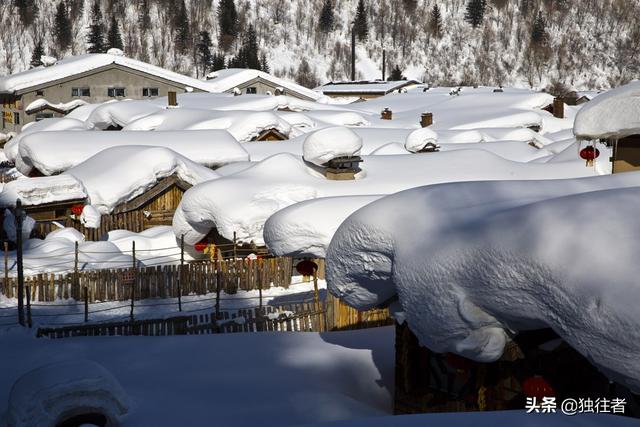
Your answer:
1;0;639;91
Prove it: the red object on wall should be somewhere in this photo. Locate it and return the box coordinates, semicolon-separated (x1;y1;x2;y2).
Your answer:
522;376;555;399
296;260;318;276
194;239;208;252
70;204;84;216
580;146;600;161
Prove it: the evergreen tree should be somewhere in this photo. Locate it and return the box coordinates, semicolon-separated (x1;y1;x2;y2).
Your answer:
260;53;270;74
388;65;405;81
531;11;547;45
30;40;44;68
138;0;151;32
295;58;319;88
107;14;124;51
86;0;106;53
217;0;238;51
174;0;190;54
465;0;486;28
429;4;443;38
211;52;226;71
54;1;73;53
229;25;261;70
197;31;213;75
319;0;334;33
13;0;38;26
354;0;368;41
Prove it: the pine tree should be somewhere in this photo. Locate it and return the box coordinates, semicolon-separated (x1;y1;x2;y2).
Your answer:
197;31;213;75
86;0;106;53
107;14;124;51
531;11;547;45
388;64;405;81
429;4;443;38
319;0;334;33
229;25;261;70
30;40;44;68
217;0;238;51
13;0;38;26
54;1;72;53
354;0;368;41
260;53;270;73
295;58;319;88
465;0;486;28
174;0;190;54
211;52;226;71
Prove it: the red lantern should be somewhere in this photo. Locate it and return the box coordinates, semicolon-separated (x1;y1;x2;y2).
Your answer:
296;260;318;276
522;375;555;399
194;239;208;252
580;146;600;161
70;204;84;216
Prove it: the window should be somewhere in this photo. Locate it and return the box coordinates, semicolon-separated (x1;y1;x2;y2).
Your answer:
14;112;20;125
72;87;90;97
36;90;44;96
108;87;125;97
142;87;159;97
35;112;54;121
246;87;257;94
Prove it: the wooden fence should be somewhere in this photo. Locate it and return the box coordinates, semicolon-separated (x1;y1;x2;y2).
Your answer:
34;210;147;241
36;294;392;338
1;258;294;302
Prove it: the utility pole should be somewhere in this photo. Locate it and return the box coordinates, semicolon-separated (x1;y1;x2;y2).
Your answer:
15;199;25;327
382;49;386;81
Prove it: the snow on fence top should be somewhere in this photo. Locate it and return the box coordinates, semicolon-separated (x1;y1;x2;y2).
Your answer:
204;68;326;102
325;173;640;390
0;53;211;94
65;146;220;213
15;129;248;176
574;81;640;140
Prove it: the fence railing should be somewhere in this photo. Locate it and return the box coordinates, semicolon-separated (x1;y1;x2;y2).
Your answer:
1;258;294;303
35;294;392;338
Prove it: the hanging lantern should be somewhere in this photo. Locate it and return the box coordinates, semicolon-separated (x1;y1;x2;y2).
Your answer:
194;239;208;252
580;146;600;167
70;204;84;216
522;375;555;399
296;260;318;276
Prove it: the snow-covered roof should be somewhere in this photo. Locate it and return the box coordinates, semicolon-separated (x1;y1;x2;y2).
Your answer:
0;175;86;208
302;127;363;166
316;80;420;95
204;68;325;102
24;98;87;114
0;53;212;94
574;81;640;140
14;129;248;175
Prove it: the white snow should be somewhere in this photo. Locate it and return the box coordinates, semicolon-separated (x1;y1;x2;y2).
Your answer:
64;146;219;214
302;127;363;166
0;175;86;208
326;172;640;390
79;205;101;229
24;98;87;114
14;130;247;175
574;81;640;140
316;80;419;95
404;127;438;153
7;359;129;427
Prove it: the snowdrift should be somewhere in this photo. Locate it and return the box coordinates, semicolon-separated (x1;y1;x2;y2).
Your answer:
326;173;640;390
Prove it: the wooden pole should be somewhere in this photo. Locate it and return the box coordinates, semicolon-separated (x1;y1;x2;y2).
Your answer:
130;241;136;322
178;235;184;312
382;48;386;81
351;24;356;81
15;199;25;327
3;241;8;297
215;252;222;333
26;282;31;328
84;286;89;323
233;231;237;260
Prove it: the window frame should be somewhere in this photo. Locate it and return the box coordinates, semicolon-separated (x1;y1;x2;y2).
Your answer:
108;87;126;97
142;87;159;97
72;87;90;97
246;87;257;94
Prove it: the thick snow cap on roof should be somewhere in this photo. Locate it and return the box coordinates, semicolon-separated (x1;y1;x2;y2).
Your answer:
64;146;219;213
303;127;363;166
204;68;326;102
574;81;640;140
0;53;211;93
326;173;640;390
0;175;86;208
405;128;438;152
15;129;247;175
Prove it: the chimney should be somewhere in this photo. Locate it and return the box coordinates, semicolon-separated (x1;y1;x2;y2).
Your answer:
381;108;392;120
324;156;363;181
553;97;565;119
168;91;177;107
420;113;433;128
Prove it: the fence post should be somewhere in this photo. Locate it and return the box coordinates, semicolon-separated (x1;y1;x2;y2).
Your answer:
15;199;25;327
215;252;222;333
178;235;183;312
130;241;136;322
84;286;89;323
3;241;7;297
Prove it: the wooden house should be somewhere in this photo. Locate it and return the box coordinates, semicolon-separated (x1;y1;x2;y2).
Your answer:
316;80;420;100
253;128;289;142
610;135;640;174
394;322;638;415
